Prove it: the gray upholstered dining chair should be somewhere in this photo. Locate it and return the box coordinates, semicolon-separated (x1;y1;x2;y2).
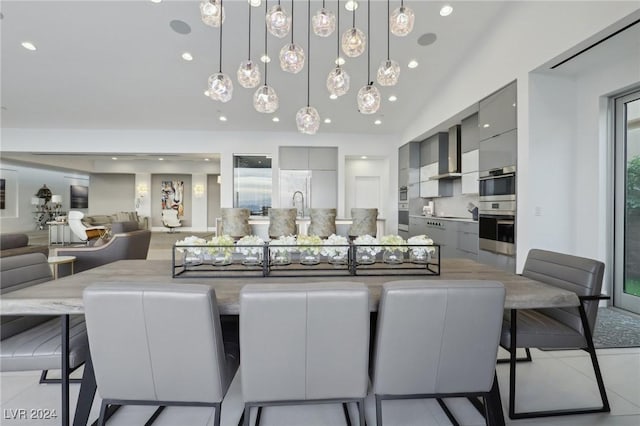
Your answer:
239;282;370;426
372;280;506;426
500;249;610;419
83;283;239;426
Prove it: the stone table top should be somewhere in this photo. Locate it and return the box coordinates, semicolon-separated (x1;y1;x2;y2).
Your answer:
1;258;580;316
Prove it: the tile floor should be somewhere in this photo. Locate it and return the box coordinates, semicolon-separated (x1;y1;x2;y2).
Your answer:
1;347;639;425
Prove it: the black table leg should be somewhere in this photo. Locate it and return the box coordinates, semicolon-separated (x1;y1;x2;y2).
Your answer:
485;372;505;426
61;315;70;426
73;353;97;426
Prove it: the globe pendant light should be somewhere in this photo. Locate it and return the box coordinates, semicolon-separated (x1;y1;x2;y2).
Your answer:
297;0;320;134
377;0;400;86
200;0;225;27
357;0;380;114
280;0;304;73
266;2;291;38
254;0;278;113
327;0;350;97
237;2;261;88
207;0;232;102
390;0;414;37
312;1;336;37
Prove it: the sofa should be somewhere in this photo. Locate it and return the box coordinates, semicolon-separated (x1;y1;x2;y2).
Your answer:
0;253;89;373
83;211;148;230
0;233;49;258
52;229;152;278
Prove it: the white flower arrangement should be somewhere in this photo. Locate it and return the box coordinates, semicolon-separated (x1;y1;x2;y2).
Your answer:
236;235;265;255
353;234;381;256
379;234;409;252
297;234;323;255
321;234;349;257
269;235;297;254
175;235;207;255
407;234;436;255
207;234;235;256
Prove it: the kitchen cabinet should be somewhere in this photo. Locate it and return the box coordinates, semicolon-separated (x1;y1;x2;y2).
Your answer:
311;170;337;208
279;147;337;170
461;149;479;194
457;222;479;260
478;81;517;141
419;133;448;167
398;142;420;170
408;215;427;237
461;113;480;153
478;129;517;171
419;163;438;183
461;172;479;195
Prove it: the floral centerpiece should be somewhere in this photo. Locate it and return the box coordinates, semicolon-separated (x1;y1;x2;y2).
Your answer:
297;234;323;265
353;234;381;265
206;234;235;266
321;234;350;265
407;234;436;264
269;235;296;265
380;234;408;264
175;235;207;265
236;235;265;266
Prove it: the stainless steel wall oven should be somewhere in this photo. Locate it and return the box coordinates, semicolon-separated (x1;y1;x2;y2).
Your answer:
479;166;516;256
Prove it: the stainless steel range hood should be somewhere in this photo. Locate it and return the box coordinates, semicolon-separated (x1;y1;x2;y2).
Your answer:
432;125;462;179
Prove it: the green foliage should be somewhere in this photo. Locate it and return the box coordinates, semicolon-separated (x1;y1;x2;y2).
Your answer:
628;156;640;212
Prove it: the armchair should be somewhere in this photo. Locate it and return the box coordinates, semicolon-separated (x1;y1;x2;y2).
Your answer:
68;210;106;243
161;209;182;233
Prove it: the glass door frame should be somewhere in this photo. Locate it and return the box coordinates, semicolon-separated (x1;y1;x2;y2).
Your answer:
614;89;640;314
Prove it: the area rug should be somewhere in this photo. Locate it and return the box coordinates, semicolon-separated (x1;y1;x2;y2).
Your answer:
592;307;640;348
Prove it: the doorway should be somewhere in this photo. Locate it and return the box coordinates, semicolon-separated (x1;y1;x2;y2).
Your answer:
614;89;640;314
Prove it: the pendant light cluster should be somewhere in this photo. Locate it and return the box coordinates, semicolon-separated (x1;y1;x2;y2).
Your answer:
200;0;415;134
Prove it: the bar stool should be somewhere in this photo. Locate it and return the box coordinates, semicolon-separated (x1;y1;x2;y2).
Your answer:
220;208;252;239
307;208;337;238
348;208;378;238
268;208;297;239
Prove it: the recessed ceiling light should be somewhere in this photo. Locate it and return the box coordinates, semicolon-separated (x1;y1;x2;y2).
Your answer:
374;119;382;125
272;117;280;122
21;41;36;51
248;0;262;6
260;54;271;63
345;1;358;11
150;0;162;3
440;5;453;17
324;118;332;124
335;57;346;66
513;103;517;107
112;157;118;160
181;52;193;61
388;95;398;102
219;115;227;122
329;94;338;100
408;60;419;69
204;89;211;97
483;123;490;128
204;158;210;161
361;156;368;159
158;158;164;161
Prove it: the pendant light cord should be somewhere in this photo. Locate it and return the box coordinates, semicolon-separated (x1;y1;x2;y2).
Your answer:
367;0;371;85
218;0;223;73
307;0;311;107
264;0;268;85
336;0;340;61
248;0;252;60
386;0;390;60
291;0;294;44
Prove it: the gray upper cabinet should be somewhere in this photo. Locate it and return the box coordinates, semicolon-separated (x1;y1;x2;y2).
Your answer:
461;113;480;153
280;147;337;170
308;147;338;170
399;142;420;170
420;135;437;167
478;81;517;141
478;129;517;171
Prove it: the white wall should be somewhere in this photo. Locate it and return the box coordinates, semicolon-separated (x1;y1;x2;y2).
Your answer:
0;161;89;233
89;173;135;215
344;158;391;225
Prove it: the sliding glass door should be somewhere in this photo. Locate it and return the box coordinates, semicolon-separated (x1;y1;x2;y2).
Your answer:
614;90;640;314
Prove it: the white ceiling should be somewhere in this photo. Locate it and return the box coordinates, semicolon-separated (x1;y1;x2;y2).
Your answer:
0;0;509;136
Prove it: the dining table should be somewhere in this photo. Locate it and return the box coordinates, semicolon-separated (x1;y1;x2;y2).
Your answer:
1;258;581;426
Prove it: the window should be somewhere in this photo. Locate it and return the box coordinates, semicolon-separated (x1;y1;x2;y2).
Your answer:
233;155;272;215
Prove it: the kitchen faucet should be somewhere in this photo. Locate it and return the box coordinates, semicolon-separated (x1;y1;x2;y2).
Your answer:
292;191;305;218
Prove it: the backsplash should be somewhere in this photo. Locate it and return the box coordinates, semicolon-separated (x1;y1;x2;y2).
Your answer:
430;180;478;219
